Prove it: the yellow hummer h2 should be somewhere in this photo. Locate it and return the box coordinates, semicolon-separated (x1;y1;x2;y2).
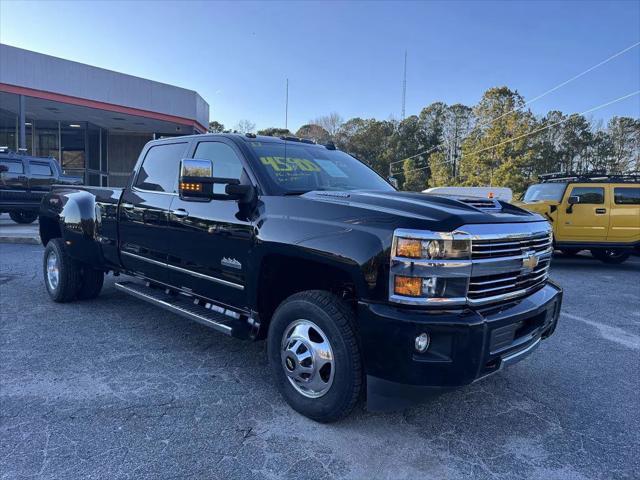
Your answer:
518;173;640;264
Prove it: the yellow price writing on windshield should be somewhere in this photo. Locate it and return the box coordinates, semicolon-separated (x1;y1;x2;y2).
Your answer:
260;156;321;172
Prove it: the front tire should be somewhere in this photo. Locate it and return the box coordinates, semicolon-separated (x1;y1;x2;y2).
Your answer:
590;248;630;264
267;290;363;423
43;239;80;302
10;210;38;224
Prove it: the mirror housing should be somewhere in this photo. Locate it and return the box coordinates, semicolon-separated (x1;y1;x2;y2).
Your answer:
178;158;255;203
566;195;580;213
225;183;256;203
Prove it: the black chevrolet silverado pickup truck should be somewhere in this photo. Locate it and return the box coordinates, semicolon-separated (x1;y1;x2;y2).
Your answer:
1;149;82;223
39;133;562;422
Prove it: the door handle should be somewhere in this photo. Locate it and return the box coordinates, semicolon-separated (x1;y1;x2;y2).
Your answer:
121;203;135;210
595;208;606;214
171;208;189;218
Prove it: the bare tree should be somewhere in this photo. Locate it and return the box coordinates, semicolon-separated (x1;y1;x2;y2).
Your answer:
235;119;256;134
310;112;344;138
443;104;474;180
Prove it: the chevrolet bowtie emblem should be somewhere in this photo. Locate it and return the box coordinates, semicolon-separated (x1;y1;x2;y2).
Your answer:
522;251;539;271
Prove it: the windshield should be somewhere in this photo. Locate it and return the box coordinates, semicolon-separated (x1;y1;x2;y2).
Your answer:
523;183;567;202
250;142;394;194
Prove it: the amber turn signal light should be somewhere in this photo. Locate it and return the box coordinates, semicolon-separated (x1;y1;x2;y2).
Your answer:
394;276;422;297
396;238;422;258
180;182;202;192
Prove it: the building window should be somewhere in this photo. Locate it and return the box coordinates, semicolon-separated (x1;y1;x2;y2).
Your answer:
61;123;86;172
0;110;17;150
34;120;60;160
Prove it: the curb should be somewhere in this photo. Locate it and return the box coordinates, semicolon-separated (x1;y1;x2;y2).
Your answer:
0;236;41;245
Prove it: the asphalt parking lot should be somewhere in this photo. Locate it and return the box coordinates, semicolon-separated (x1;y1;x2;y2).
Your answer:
1;243;639;480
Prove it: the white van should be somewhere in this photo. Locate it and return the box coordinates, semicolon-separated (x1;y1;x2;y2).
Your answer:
422;186;513;202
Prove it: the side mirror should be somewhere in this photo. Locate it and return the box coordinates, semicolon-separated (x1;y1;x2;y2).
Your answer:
179;158;255;203
566;195;579;213
179;158;213;199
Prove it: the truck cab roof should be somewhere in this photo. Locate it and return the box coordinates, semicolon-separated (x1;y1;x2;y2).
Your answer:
147;132;335;149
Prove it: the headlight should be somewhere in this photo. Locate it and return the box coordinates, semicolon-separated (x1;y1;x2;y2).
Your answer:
394;235;470;260
390;229;471;305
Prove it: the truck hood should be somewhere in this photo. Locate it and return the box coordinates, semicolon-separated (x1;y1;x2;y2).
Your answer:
296;190;546;232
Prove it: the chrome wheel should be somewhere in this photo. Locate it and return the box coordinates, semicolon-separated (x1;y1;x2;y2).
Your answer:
46;251;60;290
281;319;335;398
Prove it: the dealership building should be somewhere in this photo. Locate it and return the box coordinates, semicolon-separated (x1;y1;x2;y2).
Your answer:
0;44;209;186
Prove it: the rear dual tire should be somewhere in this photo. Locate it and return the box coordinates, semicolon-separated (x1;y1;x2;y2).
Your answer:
43;239;104;302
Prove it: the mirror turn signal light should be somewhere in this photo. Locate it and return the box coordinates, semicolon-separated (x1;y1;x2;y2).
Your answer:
396;238;422;258
394;275;422;297
180;182;202;192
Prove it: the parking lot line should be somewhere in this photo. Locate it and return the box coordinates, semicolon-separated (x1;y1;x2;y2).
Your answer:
561;312;640;350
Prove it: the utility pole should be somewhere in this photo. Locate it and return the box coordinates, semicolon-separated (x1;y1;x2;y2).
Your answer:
401;50;407;121
285;78;289;130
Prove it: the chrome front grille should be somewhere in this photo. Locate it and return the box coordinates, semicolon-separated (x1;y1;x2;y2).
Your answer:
468;258;550;304
389;222;553;307
472;231;552;259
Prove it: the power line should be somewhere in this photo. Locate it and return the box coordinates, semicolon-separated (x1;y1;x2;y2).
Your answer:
476;41;640;130
396;90;640;177
390;41;640;170
390;144;440;166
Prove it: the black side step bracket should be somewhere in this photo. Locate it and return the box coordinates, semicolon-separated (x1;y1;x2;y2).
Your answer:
115;281;252;339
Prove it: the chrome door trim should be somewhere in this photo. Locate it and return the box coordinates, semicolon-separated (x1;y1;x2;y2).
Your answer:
121;250;244;291
121;250;166;267
166;262;244;291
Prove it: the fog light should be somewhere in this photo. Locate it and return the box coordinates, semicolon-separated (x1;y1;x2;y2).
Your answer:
415;333;430;353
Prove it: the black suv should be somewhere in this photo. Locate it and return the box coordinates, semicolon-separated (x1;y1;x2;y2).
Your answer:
0;149;82;223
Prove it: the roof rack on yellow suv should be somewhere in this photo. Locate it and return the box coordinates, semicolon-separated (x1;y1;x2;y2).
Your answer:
539;171;640;183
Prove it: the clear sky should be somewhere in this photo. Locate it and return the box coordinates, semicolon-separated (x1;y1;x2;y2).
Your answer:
1;0;638;131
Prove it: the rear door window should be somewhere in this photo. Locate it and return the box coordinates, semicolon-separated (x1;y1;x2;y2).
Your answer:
570;186;604;204
135;142;188;193
614;187;640;205
0;159;24;174
29;161;53;176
